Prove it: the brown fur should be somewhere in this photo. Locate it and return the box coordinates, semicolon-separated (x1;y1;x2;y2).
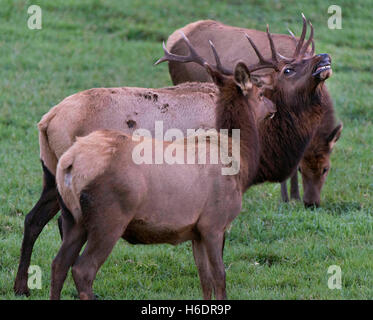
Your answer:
38;84;217;175
166;19;341;205
253;81;327;184
51;63;269;300
281;103;343;206
38;82;270;176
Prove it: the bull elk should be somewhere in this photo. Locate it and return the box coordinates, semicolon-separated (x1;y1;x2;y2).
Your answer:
14;33;275;296
165;15;342;207
50;40;276;300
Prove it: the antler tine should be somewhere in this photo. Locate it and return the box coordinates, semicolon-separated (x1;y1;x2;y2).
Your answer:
245;33;267;64
310;39;315;56
178;31;207;66
293;13;307;58
208;40;233;75
300;21;314;57
287;28;298;46
266;25;278;63
154;41;173;65
288;28;296;39
245;33;279;72
154;32;233;75
208;40;221;68
154;31;207;67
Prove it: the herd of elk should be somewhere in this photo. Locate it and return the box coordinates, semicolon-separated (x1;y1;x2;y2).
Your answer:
166;15;342;207
13;33;276;297
13;15;341;299
50;42;276;299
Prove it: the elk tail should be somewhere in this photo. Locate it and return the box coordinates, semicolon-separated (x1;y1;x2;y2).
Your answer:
38;107;59;176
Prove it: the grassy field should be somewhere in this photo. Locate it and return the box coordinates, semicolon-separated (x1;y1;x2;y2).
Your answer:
0;0;372;300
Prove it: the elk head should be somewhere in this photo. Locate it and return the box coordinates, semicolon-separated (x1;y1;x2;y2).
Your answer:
155;32;277;123
299;122;343;207
246;14;332;107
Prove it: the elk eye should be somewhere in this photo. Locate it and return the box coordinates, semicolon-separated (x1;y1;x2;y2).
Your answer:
322;167;329;175
284;68;295;76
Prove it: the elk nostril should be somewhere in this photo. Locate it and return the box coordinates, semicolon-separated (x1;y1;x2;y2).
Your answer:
317;53;331;64
304;201;320;209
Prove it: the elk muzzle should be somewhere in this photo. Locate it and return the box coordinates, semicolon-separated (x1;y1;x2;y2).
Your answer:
302;179;322;208
313;53;332;81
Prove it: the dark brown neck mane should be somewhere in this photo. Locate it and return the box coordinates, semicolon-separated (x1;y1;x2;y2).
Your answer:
253;84;331;184
303;94;337;158
215;84;260;191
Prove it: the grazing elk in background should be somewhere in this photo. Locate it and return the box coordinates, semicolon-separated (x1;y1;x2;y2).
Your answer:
50;40;277;300
165;15;342;207
281;120;342;206
14;34;276;296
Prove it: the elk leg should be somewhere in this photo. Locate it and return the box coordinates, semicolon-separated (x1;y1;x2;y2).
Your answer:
192;240;213;299
201;232;226;300
280;181;289;202
50;213;87;300
57;216;63;240
71;228;124;300
14;162;60;296
290;169;301;200
71;204;128;300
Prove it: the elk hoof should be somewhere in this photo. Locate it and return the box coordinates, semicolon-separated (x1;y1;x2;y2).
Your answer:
14;283;30;297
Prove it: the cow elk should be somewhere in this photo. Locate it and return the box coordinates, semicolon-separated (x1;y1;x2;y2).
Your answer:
50;39;276;300
165;15;342;207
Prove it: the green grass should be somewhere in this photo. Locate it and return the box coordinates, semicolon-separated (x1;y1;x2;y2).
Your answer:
0;0;372;300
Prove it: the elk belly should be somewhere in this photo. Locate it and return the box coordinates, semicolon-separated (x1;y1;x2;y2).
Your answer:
121;163;219;245
123;219;198;245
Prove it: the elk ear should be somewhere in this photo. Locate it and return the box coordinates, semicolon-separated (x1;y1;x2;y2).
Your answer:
205;63;225;87
233;62;252;95
327;122;343;149
250;73;274;91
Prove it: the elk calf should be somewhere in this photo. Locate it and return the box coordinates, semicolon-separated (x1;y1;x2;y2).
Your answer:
51;43;276;300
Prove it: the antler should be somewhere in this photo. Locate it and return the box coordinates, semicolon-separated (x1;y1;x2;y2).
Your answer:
154;31;232;75
292;13;315;58
247;13;316;67
288;27;315;57
293;13;308;58
155;31;278;77
208;40;232;75
287;28;297;44
300;21;314;57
